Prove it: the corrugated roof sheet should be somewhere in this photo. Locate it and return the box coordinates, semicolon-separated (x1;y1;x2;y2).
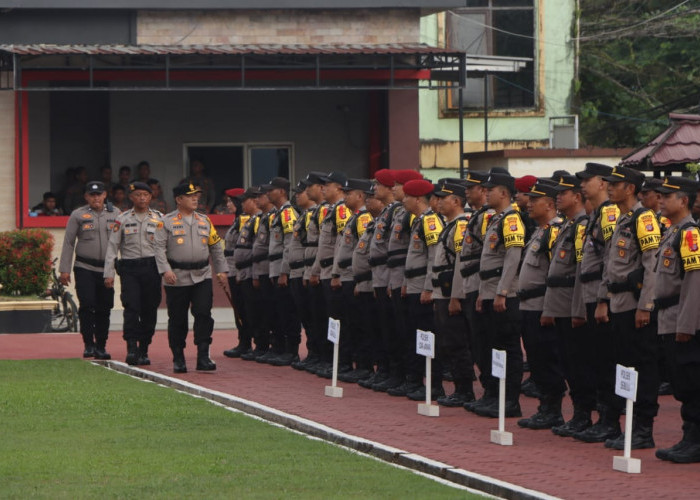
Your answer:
0;43;456;56
621;113;700;167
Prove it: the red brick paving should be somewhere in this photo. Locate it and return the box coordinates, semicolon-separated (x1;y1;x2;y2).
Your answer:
1;330;697;499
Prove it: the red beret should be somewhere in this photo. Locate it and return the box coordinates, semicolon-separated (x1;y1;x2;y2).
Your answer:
514;175;537;193
394;169;424;185
403;179;434;197
374;169;395;187
225;188;245;198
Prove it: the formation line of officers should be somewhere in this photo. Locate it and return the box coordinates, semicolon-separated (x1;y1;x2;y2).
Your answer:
59;165;700;464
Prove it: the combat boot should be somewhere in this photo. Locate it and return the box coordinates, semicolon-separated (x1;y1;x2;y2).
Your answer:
464;390;496;413
474;398;522;418
137;342;151;366
196;343;217;371
657;422;692;461
93;344;111;360
125;339;139;366
518;394;564;430
173;349;187;373
665;422;700;463
573;408;621;443
223;343;251;358
83;344;96;358
551;408;592;437
605;420;655;450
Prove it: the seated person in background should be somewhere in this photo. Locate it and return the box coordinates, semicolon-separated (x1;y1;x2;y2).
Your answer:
180;159;215;213
111;184;132;211
134;161;151;183
63;166;89;214
211;190;235;214
118;165;131;187
147;178;168;214
32;192;63;216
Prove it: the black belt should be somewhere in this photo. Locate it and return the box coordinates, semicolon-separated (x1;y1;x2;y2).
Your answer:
75;255;105;268
433;264;453;273
462;253;481;262
368;256;387;266
579;270;602;283
354;271;372;283
234;259;252;270
303;257;316;267
387;258;404;269
607;281;635;294
252;254;268;263
289;261;305;270
269;253;283;262
546;275;575;288
479;267;502;280
168;259;208;270
387;248;408;257
460;263;480;277
338;258;352;269
404;266;427;278
320;257;334;268
224;249;234;257
302;242;318;248
118;257;156;270
235;244;252;250
654;294;680;310
517;285;547;300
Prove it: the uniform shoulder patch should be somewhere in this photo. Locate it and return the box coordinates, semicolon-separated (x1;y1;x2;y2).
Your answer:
357;212;373;238
336;204;351;233
282;207;297;234
502;213;525;248
422;214;443;246
636;210;661;252
454;219;468;253
601;205;619;241
680;227;700;272
575;222;587;262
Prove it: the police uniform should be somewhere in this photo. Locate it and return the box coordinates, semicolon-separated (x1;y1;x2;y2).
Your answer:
223;204;251;357
103;185;163;365
59;181;120;358
652;177;700;463
154;183;228;373
600;166;661;449
250;205;277;362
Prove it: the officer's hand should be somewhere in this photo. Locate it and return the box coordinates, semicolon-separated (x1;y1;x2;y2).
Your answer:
59;272;71;286
216;273;227;284
236;277;241;285
540;315;555;327
303;279;308;287
448;298;462;316
331;277;341;290
278;273;288;287
676;333;693;342
387;287;392;298
494;294;506;313
420;290;432;304
309;275;320;287
594;302;609;324
253;278;260;289
572;317;586;328
163;271;177;285
104;277;114;289
401;285;407;298
476;295;483;312
354;284;359;297
635;309;651;329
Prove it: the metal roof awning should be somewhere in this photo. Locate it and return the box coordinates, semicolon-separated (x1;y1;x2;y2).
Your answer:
0;43;467;91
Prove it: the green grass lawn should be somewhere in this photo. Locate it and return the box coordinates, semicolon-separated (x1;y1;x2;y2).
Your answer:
0;360;481;499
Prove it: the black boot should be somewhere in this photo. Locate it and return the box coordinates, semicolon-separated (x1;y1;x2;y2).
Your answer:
125;339;139;366
93;344;111;360
83;344;96;358
196;343;217;371
464;390;496;413
552;408;592;437
605;420;655;450
573;409;621;443
518;394;564;430
223;343;251;358
173;349;187;373
657;421;692;461
474;398;522;418
664;421;700;463
137;342;151;366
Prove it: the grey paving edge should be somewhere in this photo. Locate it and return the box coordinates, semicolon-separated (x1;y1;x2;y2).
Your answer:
97;360;561;500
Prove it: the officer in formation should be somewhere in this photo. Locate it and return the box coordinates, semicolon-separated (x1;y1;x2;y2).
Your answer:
103;182;163;365
59;181;120;359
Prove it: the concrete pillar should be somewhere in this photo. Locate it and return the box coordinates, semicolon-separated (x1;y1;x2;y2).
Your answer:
387;89;419;171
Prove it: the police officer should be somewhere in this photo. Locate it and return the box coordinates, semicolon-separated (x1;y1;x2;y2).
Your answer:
516;180;566;429
598;165;661;449
222;188;252;358
104;181;163;366
266;177;302;366
59;181;120;359
474;168;525;418
653;177;700;463
154;182;228;373
431;180;475;407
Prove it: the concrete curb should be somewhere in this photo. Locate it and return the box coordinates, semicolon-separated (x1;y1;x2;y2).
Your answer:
97;360;561;500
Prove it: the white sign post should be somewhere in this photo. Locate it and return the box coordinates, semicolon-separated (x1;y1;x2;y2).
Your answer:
490;349;512;446
416;329;439;417
613;364;640;474
324;318;343;398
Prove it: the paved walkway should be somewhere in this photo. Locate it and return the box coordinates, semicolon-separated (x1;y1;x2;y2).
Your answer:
1;330;697;499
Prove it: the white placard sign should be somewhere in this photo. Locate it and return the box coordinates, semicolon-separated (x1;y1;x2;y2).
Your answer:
416;329;435;358
615;364;638;402
491;349;506;379
327;318;340;344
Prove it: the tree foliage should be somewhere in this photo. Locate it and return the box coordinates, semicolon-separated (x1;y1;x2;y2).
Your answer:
578;0;700;147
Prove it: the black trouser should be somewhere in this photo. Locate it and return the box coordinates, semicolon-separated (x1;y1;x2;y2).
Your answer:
662;333;700;425
165;279;213;351
322;278;344;363
119;258;161;346
373;286;393;373
74;266;114;348
481;298;522;401
557;316;597;412
405;293;442;386
241;278;270;351
337;280;358;367
271;277;301;355
464;291;492;393
228;276;250;349
434;299;474;392
306;280;328;358
584;302;617;412
609;309;659;425
352;289;376;370
290;277;312;353
520;309;566;398
390;287;409;379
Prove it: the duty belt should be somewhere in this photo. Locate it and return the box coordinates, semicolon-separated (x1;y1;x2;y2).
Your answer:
75;255;105;268
234;259;252;270
546;275;576;288
386;258;404;268
479;267;503;280
118;257;156;270
579;269;603;283
354;271;372;283
289;261;305;270
404;266;427;278
368;256;387;266
168;259;208;270
432;264;453;273
320;257;334;268
387;248;408;257
654;294;680;310
337;258;352;269
517;285;547;300
460;263;480;277
302;241;318;247
251;254;268;263
235;244;252;250
607;281;636;294
224;250;234;257
303;257;316;267
268;253;283;262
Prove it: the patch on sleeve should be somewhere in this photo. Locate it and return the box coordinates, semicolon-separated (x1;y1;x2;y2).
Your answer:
636;211;661;252
680;227;700;272
502;213;525;248
422;214;444;246
575;222;587;263
208;223;222;246
357;213;373;238
336;205;351;233
601;205;619;241
454;220;468;253
282;207;297;234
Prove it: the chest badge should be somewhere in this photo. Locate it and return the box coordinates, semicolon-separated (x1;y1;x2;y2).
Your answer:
176;238;184;245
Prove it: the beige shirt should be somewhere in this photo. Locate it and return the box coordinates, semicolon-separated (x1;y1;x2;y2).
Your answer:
103;208;163;279
59;204;121;274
